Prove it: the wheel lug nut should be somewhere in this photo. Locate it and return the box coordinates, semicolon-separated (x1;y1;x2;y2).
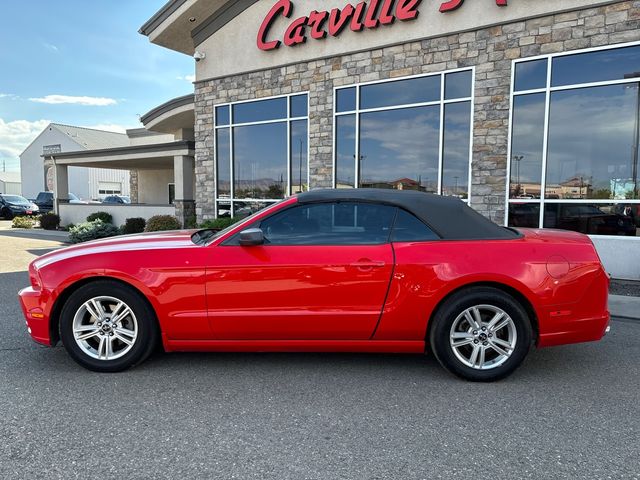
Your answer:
98;323;102;327
488;333;493;338
473;330;478;335
483;341;488;346
481;327;486;331
473;339;479;344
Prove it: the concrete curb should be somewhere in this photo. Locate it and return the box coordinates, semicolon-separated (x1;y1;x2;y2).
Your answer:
609;294;640;321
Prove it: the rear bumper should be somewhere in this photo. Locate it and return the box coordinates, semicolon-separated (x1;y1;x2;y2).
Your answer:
538;312;610;348
18;287;52;346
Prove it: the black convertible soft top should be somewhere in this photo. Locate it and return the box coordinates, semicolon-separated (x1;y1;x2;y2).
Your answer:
296;189;519;241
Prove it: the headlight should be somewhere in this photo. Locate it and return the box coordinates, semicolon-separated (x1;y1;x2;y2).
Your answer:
29;263;42;290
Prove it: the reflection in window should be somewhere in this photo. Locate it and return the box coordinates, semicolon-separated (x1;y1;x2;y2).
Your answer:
360;76;441;109
543;203;637;236
445;71;473;100
233;97;287;123
234;123;287;200
546;84;639;200
216;128;231;197
514;59;547;92
442;102;471;198
214;94;309;217
336;87;356;112
509;93;546;199
359;106;439;192
335;114;356;188
552;45;640;87
508;44;640;236
335;69;474;199
508;203;540;228
290;120;308;194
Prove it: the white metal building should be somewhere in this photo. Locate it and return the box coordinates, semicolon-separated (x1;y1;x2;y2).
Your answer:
20;123;131;201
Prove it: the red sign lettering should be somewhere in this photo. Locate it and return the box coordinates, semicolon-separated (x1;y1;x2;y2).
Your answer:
257;0;422;51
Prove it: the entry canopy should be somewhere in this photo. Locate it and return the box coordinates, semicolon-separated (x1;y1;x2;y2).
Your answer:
296;189;519;240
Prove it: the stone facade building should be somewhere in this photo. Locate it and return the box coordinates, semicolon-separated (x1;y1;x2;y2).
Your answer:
140;0;640;278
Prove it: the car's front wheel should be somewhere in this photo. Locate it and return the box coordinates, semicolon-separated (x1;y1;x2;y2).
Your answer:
1;208;13;220
59;280;158;372
429;287;533;382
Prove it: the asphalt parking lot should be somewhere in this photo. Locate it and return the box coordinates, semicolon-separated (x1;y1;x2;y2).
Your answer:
1;230;639;479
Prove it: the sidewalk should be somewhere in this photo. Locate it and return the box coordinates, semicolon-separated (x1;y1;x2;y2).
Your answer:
0;228;70;243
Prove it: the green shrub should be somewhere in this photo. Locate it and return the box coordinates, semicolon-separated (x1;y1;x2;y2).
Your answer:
86;211;113;224
12;216;36;229
122;217;146;234
39;212;60;230
145;215;181;232
199;217;240;231
69;220;120;244
185;215;197;229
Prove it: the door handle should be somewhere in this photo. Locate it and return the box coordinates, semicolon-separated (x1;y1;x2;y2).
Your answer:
350;259;386;269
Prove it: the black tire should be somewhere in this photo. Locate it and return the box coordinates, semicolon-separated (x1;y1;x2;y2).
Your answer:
59;280;159;372
2;208;13;220
429;286;532;382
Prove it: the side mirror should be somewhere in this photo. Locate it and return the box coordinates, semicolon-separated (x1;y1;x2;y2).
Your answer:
239;228;264;246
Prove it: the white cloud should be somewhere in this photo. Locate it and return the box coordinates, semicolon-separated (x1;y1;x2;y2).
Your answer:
177;74;196;83
0;93;17;99
43;43;59;52
28;95;117;106
0;118;51;171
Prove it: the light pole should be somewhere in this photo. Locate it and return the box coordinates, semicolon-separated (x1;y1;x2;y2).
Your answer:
512;155;524;196
453;176;459;196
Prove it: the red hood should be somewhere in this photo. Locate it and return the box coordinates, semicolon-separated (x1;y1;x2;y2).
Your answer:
33;230;199;270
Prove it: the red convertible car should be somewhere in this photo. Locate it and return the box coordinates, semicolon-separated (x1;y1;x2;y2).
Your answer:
19;189;610;381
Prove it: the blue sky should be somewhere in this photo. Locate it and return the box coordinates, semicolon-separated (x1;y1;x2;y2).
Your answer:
0;0;194;172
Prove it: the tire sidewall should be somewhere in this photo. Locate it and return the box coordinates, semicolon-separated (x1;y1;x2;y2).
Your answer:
430;288;532;382
59;281;156;372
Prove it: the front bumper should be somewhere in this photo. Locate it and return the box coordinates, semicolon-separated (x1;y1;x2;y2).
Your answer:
18;287;52;346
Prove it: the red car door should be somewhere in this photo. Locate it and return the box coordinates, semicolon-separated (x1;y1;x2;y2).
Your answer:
206;202;396;340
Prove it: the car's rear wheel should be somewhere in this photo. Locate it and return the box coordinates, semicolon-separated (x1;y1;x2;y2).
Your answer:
59;280;158;372
429;287;532;382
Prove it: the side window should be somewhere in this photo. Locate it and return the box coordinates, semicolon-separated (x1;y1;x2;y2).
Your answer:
258;202;397;245
391;209;440;242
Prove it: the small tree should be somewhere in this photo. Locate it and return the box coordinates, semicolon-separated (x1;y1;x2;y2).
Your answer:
145;215;181;232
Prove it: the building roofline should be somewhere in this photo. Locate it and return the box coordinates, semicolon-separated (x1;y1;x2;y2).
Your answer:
125;128;168;138
140;94;195;125
42;141;195;160
139;0;188;36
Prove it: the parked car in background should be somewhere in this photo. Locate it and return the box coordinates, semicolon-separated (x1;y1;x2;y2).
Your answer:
34;191;86;213
19;189;610;381
545;204;636;236
102;195;131;205
0;194;39;219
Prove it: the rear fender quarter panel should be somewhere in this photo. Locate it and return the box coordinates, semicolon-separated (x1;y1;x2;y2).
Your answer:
374;240;603;341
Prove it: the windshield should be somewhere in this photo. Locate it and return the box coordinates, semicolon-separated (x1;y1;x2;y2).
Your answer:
2;195;30;205
192;200;289;246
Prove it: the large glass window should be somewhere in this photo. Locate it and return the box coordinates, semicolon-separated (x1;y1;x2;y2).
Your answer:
508;44;640;237
334;69;474;200
215;94;309;217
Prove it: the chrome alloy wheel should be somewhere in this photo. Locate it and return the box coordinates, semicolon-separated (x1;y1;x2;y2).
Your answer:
449;305;517;370
72;296;138;361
